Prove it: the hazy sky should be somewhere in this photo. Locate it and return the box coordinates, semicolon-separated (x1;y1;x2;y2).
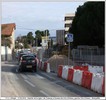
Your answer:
2;2;85;38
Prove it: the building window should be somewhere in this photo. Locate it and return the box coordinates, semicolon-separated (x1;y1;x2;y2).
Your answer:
65;17;74;21
65;24;71;27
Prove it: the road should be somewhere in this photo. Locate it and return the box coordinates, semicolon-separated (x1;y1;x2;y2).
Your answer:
1;61;103;97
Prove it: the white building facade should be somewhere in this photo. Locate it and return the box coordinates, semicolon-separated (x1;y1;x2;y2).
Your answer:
64;13;75;33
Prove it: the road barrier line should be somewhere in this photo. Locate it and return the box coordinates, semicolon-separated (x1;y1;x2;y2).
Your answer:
40;90;50;97
24;80;35;87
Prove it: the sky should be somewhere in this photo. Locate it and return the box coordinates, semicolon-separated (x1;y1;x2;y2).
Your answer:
2;2;85;38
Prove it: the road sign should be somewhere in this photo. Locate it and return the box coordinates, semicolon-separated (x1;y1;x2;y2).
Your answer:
66;33;73;42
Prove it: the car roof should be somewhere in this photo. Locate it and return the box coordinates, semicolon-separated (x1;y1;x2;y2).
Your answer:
22;55;34;57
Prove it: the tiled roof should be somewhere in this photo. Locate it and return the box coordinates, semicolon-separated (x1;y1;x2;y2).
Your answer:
1;23;16;36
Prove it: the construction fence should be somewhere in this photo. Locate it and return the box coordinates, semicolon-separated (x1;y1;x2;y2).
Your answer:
33;46;105;73
72;47;104;66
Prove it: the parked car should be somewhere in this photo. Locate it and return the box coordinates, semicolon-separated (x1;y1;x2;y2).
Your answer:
18;55;37;72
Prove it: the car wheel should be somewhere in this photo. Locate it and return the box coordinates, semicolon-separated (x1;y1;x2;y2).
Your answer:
18;67;22;72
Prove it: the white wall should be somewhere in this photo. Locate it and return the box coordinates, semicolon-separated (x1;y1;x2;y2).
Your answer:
1;46;12;61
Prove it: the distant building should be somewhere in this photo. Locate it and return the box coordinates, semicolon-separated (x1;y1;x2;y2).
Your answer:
56;30;65;45
47;36;56;48
49;36;56;45
41;36;49;49
64;13;75;34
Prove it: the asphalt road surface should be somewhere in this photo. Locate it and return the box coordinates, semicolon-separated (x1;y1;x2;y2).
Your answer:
1;61;103;97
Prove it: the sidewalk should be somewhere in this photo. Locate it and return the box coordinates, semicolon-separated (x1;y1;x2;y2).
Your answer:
1;60;18;65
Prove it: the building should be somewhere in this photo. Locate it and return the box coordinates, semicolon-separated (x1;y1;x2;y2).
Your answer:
56;30;65;45
64;13;75;34
1;23;16;61
41;36;49;49
47;36;56;48
49;36;56;45
1;23;16;49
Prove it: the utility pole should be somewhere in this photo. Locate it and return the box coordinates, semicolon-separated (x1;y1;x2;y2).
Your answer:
45;30;47;58
5;38;7;61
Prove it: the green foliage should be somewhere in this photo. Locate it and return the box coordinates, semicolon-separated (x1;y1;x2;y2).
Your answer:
35;30;50;38
15;35;32;49
35;29;50;46
27;32;34;45
69;2;105;48
1;35;12;48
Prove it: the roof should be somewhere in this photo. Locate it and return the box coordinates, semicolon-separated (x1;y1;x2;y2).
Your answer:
1;23;16;36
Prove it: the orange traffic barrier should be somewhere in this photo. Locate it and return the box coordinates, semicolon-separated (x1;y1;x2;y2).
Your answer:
57;65;63;78
67;68;74;82
81;71;93;89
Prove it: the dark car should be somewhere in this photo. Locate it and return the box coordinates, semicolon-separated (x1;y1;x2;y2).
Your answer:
18;55;37;72
18;53;27;62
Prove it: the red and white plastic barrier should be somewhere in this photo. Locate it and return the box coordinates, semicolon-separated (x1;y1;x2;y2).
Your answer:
46;63;50;73
38;60;42;70
81;71;93;89
67;68;74;82
57;65;63;78
38;60;50;73
73;70;83;85
74;65;88;71
88;65;104;74
91;73;104;94
62;66;70;80
57;65;105;95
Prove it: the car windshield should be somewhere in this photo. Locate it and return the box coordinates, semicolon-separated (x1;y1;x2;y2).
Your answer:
23;56;35;60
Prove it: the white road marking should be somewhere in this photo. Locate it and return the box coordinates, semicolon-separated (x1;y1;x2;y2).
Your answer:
21;74;28;80
8;64;15;67
41;73;55;79
40;90;50;97
24;80;35;87
35;74;45;79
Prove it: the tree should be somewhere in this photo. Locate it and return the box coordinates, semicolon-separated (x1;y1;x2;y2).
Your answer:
1;35;12;48
69;2;105;48
35;30;50;46
15;35;29;49
27;32;34;46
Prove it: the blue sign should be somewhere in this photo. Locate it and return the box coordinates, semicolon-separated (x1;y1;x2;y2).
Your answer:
67;33;73;42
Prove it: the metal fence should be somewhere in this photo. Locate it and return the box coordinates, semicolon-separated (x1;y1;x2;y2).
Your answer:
72;48;105;66
33;46;105;73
